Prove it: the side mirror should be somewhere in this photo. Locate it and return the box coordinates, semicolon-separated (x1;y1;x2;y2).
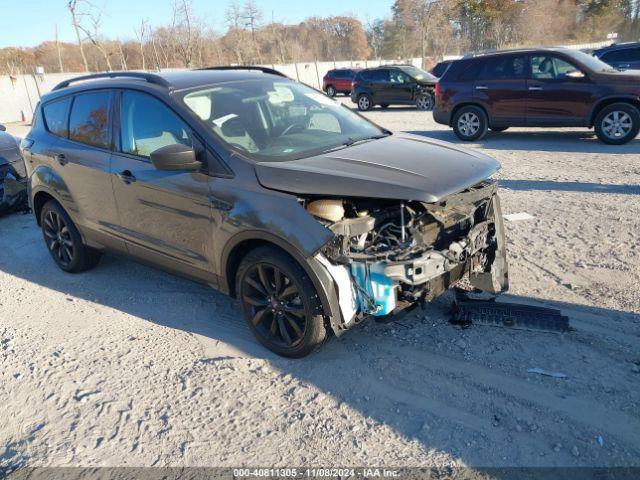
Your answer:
150;144;201;171
0;124;6;132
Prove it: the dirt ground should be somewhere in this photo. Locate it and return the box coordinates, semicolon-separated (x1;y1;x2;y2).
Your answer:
1;103;639;470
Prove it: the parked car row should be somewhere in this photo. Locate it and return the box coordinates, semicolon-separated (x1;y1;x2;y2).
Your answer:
323;65;437;111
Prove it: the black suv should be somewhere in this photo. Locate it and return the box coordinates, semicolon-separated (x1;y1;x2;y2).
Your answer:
22;67;508;357
593;42;640;71
434;47;640;144
351;65;437;111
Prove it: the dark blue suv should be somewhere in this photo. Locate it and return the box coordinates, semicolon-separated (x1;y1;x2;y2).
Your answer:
593;42;640;71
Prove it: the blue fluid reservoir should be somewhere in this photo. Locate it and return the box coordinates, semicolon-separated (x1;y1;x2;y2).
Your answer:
350;262;397;316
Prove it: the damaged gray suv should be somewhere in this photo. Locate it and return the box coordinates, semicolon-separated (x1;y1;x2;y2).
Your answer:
23;67;508;357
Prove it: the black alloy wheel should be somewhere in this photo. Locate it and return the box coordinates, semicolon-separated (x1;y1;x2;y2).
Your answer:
40;200;101;273
43;209;74;269
237;246;327;357
242;263;307;348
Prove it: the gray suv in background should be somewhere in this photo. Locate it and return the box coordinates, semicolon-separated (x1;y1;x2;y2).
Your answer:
22;68;508;357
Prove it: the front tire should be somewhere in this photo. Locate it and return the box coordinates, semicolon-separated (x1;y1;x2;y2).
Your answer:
326;85;336;98
416;94;434;111
357;94;373;111
236;246;327;358
40;200;101;273
594;103;640;145
452;105;488;141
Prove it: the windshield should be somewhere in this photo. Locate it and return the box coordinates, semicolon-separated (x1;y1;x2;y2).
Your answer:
180;78;385;161
400;65;437;82
564;50;619;73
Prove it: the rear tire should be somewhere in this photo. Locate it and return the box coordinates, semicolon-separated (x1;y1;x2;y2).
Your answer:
594;103;640;145
236;246;327;358
380;104;389;109
357;94;373;111
490;126;509;132
326;85;336;98
40;200;101;273
452;105;488;141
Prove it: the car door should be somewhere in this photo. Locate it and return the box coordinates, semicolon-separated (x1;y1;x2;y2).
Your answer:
473;54;528;125
600;47;640;71
370;69;391;104
110;89;214;281
47;90;126;252
335;70;350;92
526;54;593;126
388;69;415;104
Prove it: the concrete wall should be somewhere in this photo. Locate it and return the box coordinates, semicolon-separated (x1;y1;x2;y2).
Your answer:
0;58;423;124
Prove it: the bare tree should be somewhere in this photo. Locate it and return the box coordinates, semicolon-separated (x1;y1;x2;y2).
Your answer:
67;0;89;71
242;1;263;63
75;5;113;71
116;40;128;70
134;19;148;70
171;0;201;67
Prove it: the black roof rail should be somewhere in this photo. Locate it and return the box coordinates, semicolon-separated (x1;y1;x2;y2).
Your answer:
52;71;172;91
195;65;287;78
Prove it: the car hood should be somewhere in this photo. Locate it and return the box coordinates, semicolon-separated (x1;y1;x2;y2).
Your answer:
254;134;500;203
593;69;640;85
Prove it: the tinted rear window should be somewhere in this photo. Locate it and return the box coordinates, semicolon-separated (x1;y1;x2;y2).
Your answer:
602;48;640;62
478;55;527;80
42;97;71;138
69;92;111;149
371;69;388;81
457;60;484;81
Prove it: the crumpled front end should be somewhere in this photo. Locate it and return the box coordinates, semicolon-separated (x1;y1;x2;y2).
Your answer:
308;180;509;328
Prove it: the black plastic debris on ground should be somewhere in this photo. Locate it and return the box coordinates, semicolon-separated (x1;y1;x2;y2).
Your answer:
451;289;570;333
0;166;28;217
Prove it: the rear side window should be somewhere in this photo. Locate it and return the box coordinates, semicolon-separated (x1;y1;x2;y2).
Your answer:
359;70;372;81
120;91;192;158
457;60;484;81
478;55;527;80
42;97;71;138
69;92;111;149
371;69;388;81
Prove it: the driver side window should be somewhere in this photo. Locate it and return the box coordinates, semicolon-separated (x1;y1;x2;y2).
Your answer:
390;70;411;84
531;56;581;80
120;91;192;158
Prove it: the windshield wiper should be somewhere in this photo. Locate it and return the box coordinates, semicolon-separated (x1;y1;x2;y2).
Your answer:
322;132;391;154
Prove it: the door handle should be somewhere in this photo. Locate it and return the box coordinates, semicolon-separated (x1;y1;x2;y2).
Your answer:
619;64;630;68
116;170;136;184
528;86;543;91
54;153;67;166
475;85;488;90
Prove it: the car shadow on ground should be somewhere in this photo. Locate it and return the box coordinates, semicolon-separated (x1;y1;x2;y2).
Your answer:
500;179;640;195
407;129;640;154
2;213;640;469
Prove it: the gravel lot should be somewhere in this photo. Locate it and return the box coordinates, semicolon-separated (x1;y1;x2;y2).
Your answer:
1;103;639;470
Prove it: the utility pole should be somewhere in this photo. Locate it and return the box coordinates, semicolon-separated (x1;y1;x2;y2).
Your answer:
55;24;64;73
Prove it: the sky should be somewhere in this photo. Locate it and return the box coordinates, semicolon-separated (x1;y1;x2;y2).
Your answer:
0;0;393;48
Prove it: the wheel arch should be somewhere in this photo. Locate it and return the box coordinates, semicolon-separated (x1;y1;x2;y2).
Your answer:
449;101;489;127
220;231;345;335
589;96;640;127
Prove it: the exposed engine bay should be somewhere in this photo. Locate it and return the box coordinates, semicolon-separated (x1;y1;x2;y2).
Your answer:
306;180;509;327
